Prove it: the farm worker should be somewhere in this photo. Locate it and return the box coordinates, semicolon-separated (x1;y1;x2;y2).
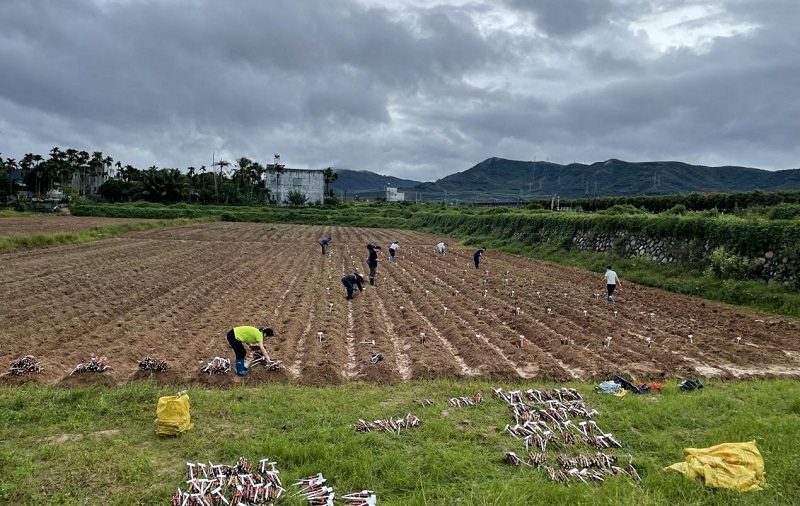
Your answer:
367;243;382;285
319;236;331;255
604;265;621;302
474;247;486;268
342;272;365;299
388;241;399;262
437;242;448;255
226;326;274;376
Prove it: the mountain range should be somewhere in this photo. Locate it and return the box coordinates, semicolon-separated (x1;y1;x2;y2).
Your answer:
331;158;800;202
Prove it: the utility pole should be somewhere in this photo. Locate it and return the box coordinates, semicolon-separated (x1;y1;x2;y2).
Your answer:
212;151;217;201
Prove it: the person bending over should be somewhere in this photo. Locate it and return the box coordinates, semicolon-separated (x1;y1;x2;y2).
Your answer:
341;272;365;299
226;326;274;376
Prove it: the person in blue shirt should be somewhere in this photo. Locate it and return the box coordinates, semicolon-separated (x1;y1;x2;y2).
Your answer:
319;236;331;255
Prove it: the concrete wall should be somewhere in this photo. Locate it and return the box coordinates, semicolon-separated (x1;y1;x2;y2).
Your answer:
265;168;324;205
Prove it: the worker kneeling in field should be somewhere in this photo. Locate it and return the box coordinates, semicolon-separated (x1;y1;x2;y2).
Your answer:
226;326;273;376
342;272;365;300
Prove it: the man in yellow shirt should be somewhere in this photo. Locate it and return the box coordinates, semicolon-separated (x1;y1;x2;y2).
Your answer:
226;326;274;376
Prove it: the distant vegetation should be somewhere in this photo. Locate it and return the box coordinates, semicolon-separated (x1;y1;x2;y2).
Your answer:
1;148;339;206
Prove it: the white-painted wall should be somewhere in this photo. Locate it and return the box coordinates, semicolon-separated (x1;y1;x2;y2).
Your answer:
264;167;325;205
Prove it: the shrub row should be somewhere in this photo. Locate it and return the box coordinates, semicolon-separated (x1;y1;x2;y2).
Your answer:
555;189;800;213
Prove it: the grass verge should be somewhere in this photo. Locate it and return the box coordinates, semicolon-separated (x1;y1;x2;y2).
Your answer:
458;235;800;319
0;217;219;252
0;209;33;217
0;379;797;505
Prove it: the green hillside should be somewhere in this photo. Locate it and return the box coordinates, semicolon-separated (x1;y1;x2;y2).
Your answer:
330;158;800;202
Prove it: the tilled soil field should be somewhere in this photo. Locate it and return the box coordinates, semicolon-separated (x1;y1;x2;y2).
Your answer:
1;221;799;387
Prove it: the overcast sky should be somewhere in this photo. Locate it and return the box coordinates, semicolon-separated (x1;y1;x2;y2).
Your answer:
0;0;797;181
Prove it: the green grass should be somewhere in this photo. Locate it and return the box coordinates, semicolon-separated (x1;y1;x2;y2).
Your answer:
0;379;797;505
0;209;33;217
0;217;218;251
459;235;800;319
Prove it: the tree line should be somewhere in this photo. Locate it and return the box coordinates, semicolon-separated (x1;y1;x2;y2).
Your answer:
545;190;800;214
1;148;339;206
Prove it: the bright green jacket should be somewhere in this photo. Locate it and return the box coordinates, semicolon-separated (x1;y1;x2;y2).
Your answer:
233;326;263;344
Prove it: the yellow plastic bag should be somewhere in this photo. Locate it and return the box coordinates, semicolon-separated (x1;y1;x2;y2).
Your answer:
664;441;766;492
155;394;194;436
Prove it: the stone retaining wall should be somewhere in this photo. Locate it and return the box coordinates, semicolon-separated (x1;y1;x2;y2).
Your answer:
569;229;795;283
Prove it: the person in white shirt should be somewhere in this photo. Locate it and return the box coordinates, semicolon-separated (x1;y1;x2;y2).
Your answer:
604;265;621;302
389;241;399;262
436;242;448;255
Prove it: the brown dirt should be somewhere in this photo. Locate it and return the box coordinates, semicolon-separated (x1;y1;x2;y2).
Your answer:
1;221;798;387
0;215;153;236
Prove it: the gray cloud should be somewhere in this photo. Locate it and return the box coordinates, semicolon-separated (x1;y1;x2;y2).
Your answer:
504;0;614;37
0;0;798;182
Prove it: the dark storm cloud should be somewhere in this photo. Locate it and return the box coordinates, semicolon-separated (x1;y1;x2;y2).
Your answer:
504;0;614;37
0;0;798;179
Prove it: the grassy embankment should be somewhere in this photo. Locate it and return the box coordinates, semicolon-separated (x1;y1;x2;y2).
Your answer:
0;215;218;251
1;379;798;505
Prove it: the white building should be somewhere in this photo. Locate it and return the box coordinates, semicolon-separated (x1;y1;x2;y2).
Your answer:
264;167;325;205
386;185;405;202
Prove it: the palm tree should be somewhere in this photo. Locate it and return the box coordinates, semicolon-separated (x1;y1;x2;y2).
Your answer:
267;158;285;204
4;157;17;197
48;148;66;192
103;156;114;179
213;159;230;202
76;150;90;195
199;165;207;189
234;156;253;195
323;167;338;197
250;162;267;200
88;151;105;195
32;154;44;196
19;154;34;193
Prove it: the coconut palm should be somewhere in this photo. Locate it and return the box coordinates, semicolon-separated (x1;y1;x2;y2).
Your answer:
323;167;338;197
32;154;44;196
213;159;230;202
4;157;17;196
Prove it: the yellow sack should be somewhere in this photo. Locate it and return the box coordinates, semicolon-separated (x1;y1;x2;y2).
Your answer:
664;441;766;492
155;394;195;436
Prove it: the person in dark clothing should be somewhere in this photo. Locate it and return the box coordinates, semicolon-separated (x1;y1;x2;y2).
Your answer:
367;243;382;285
319;236;331;255
341;272;365;299
473;247;486;269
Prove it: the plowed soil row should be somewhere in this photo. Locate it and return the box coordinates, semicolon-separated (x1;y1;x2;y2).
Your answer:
1;221;798;387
